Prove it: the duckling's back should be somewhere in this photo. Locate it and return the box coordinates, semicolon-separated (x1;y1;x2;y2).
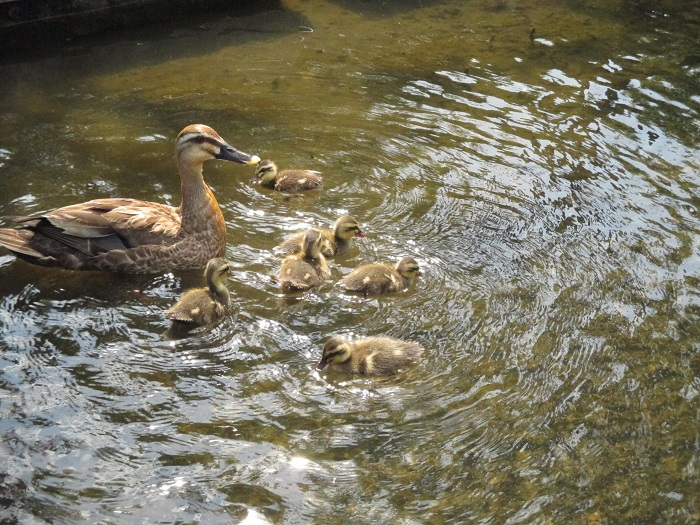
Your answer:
166;288;224;326
275;170;323;193
339;263;401;296
276;229;335;257
350;337;424;375
278;254;329;291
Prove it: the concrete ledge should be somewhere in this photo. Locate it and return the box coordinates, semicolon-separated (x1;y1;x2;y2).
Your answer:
1;0;275;52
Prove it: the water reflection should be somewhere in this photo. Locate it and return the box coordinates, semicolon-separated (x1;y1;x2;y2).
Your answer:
1;0;699;524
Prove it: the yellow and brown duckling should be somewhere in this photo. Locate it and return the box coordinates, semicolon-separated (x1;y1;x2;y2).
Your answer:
316;336;424;375
251;159;322;193
339;256;420;297
277;229;330;292
0;125;259;273
165;258;232;327
275;215;365;258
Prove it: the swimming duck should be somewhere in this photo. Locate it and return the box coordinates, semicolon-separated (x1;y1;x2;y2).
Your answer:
165;257;232;327
251;159;322;193
316;336;424;375
339;256;420;296
275;215;365;258
277;229;330;292
0;124;259;273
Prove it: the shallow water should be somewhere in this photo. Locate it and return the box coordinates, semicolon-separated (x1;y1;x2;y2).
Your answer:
0;0;698;523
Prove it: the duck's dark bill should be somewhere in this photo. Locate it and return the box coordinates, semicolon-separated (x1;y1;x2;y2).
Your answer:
216;144;260;164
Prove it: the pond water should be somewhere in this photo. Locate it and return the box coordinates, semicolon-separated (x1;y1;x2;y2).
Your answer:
0;0;698;523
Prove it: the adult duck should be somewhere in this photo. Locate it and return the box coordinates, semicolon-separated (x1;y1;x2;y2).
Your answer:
0;125;259;273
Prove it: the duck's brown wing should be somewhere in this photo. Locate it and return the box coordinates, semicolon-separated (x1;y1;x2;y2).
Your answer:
47;198;182;245
5;198;181;255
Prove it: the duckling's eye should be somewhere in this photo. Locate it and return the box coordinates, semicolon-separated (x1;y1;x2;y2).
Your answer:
194;136;205;144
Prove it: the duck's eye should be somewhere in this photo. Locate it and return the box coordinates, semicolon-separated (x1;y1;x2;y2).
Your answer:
194;136;205;144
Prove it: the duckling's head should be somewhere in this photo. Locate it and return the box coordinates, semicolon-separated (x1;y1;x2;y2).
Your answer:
176;124;260;166
395;257;420;281
204;257;232;286
301;229;324;259
316;337;352;370
334;215;365;241
251;159;278;185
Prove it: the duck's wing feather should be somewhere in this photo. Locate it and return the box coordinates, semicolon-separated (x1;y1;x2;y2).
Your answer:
0;228;46;259
9;198;182;248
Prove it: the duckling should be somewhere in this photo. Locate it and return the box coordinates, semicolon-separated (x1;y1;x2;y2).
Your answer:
0;125;260;273
339;256;420;296
251;159;322;193
165;258;232;327
275;215;365;258
316;336;424;375
277;229;330;292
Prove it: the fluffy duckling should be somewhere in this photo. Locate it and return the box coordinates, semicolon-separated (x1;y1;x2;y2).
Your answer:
165;258;232;327
339;256;420;296
0;125;259;273
275;215;365;258
252;159;322;193
316;336;424;375
277;229;330;292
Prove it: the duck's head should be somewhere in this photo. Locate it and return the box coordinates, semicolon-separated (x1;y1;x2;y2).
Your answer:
176;125;260;165
316;336;352;370
251;159;278;185
204;257;232;286
301;229;324;259
334;215;365;241
395;257;420;281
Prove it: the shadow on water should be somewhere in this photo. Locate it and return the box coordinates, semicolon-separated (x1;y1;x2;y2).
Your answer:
326;0;442;17
0;0;297;60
